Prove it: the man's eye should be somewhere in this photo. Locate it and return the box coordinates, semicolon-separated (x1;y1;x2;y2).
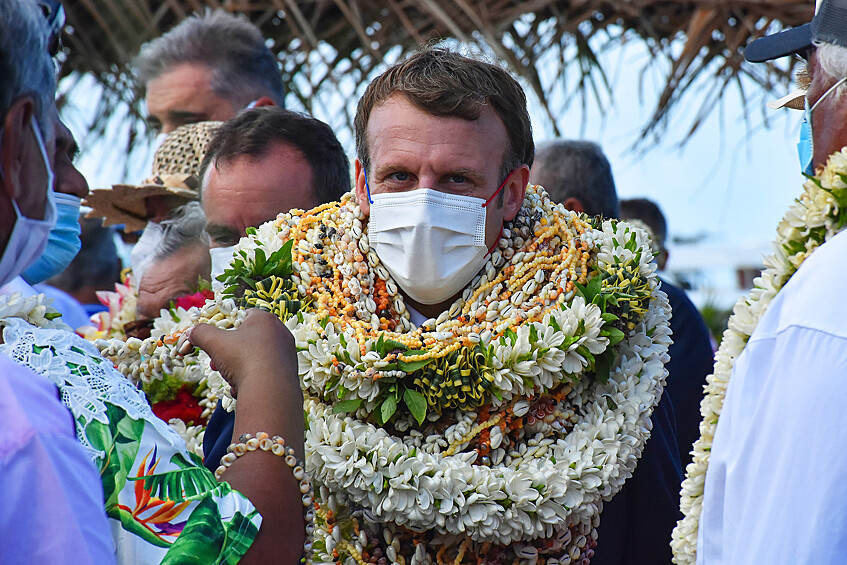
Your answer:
446;174;469;184
388;172;410;182
146;118;162;133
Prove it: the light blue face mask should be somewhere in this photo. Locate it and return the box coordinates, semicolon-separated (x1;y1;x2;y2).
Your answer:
21;192;82;284
797;116;814;177
798;76;847;177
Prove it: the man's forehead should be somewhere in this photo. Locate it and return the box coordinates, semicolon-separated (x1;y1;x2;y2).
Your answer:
367;95;509;168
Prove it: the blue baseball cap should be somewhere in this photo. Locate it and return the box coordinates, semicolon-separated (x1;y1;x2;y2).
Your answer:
745;0;847;63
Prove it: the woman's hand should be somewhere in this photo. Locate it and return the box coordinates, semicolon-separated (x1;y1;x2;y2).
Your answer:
178;308;307;563
179;309;299;399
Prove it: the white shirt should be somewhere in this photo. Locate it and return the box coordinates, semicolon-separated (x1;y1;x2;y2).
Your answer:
0;353;115;564
698;228;847;564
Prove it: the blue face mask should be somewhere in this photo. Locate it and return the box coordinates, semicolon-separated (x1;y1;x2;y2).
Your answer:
797;116;814;177
21;192;82;284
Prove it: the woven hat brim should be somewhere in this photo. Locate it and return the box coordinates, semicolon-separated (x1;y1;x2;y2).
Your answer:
83;183;197;232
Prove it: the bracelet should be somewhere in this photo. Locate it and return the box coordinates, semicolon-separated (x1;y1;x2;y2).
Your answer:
216;432;315;564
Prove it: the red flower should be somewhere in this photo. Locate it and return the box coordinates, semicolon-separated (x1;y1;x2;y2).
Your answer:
151;387;207;425
172;289;214;311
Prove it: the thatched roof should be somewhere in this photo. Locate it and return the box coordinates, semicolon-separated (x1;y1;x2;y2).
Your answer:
60;0;812;145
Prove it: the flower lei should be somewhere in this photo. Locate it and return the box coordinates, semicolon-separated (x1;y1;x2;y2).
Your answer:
671;148;847;563
97;185;672;563
84;272;222;458
0;292;70;331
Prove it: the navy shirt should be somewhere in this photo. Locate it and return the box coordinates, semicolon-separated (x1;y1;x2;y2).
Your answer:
204;401;235;472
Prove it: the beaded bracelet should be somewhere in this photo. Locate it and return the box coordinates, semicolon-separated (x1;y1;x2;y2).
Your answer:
216;432;315;564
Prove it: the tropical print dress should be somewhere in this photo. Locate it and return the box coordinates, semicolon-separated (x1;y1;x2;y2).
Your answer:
0;316;260;564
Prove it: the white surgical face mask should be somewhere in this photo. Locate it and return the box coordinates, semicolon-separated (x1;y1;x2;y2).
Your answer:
0;117;57;287
130;221;163;284
369;188;497;305
209;245;236;282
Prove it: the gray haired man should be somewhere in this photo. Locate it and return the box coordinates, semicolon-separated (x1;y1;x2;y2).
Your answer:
697;0;847;563
0;0;114;561
134;10;285;134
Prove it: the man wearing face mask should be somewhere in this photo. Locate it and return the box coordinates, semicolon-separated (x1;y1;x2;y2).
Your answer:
692;1;847;563
0;1;115;561
199;107;350;282
3;111;95;329
203;48;533;467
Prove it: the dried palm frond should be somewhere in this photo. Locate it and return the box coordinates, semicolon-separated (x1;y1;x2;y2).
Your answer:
59;0;813;148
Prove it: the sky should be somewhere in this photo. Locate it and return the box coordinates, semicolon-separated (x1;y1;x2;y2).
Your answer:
60;38;805;270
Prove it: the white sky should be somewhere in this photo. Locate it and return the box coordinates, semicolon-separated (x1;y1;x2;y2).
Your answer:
60;40;804;250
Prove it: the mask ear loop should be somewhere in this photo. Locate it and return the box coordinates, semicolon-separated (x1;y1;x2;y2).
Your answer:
363;170;374;204
483;169;516;256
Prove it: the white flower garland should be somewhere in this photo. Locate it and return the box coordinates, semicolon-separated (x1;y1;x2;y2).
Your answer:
0;292;70;331
99;186;672;563
671;148;847;563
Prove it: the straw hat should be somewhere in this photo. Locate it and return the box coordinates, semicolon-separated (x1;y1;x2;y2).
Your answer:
85;121;222;232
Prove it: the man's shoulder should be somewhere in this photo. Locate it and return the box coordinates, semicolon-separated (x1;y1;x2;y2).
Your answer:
755;229;847;340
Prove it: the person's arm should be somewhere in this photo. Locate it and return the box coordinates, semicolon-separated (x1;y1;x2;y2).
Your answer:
184;309;306;564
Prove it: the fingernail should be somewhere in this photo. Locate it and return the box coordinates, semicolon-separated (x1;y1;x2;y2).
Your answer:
177;334;192;356
210;360;218;372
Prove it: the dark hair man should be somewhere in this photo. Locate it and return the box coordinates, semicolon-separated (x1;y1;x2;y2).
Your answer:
203;47;535;471
352;48;533;319
620;197;669;270
199;106;350;278
134;10;285;134
531;140;619;218
530;139;714;565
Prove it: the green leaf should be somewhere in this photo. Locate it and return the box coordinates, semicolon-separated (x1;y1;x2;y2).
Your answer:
604;327;625;346
245;226;258;236
601;312;618;323
594;350;616;384
159;497;224;563
252;248;266;273
332;398;363;414
134;455;220;502
404;388;427;425
397;351;434;373
380;394;397;423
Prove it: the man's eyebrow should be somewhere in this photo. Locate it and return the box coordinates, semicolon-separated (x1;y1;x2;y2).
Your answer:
167;110;205;124
206;222;242;245
444;168;486;182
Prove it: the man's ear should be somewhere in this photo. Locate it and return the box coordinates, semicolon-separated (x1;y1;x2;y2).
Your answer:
0;97;35;202
502;164;530;221
252;96;275;108
354;159;370;216
562;197;585;214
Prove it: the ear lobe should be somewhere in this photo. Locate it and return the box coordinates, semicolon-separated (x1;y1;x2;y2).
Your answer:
354;159;370;216
563;197;585;214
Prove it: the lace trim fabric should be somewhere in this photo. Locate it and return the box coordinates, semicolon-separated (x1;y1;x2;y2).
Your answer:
0;317;180;462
